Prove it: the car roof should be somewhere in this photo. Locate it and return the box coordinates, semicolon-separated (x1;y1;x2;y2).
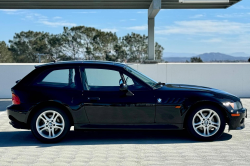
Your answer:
35;60;128;68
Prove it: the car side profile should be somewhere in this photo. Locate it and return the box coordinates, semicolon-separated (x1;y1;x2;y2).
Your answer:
7;61;247;143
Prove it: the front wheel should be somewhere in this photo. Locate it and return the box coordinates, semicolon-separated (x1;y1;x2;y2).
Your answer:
187;105;226;141
30;107;70;143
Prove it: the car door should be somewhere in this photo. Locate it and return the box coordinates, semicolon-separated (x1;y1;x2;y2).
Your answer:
81;66;155;124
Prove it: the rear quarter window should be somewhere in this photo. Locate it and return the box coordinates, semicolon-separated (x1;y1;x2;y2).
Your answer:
34;68;77;88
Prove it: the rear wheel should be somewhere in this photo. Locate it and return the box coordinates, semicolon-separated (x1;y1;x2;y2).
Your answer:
30;107;70;143
187;105;226;141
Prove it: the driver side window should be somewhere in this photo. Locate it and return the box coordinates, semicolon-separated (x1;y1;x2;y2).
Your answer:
83;68;122;91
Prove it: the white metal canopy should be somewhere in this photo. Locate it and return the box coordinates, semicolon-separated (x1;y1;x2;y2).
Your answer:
0;0;241;61
0;0;240;9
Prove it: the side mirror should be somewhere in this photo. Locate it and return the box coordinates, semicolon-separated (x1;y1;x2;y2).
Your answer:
119;79;124;85
120;83;128;91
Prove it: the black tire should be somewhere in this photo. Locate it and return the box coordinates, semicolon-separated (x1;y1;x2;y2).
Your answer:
186;105;226;141
30;107;70;143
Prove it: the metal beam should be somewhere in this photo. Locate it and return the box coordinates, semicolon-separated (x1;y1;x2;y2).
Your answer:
148;0;161;18
148;0;161;61
0;0;241;9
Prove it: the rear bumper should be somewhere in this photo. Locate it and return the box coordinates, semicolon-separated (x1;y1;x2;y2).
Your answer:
9;119;29;129
228;108;247;130
7;104;30;129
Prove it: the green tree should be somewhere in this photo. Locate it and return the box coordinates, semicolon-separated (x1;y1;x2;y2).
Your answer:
9;31;51;63
62;27;83;60
155;42;164;61
248;57;250;62
190;57;203;63
122;33;148;63
0;41;13;63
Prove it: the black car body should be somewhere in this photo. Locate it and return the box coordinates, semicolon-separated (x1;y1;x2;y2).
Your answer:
7;61;247;142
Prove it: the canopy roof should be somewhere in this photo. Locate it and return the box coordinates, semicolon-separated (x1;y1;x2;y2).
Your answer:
0;0;241;9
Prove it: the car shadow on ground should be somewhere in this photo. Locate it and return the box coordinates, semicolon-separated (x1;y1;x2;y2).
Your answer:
0;130;232;147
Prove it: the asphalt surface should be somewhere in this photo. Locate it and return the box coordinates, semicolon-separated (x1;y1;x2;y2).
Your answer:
0;99;249;166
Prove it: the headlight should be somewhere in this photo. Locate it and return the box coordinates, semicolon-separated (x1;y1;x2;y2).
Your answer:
223;101;242;110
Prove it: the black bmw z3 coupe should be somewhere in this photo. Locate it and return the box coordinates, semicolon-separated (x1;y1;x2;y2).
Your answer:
7;61;247;143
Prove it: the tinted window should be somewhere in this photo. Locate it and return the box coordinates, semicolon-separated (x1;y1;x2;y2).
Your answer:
125;66;157;88
37;68;77;88
42;69;70;83
123;74;147;91
83;68;121;91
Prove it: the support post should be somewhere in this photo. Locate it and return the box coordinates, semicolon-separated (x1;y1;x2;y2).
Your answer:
148;18;155;61
147;0;161;62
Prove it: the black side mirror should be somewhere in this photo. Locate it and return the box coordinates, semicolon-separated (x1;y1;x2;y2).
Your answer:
120;83;128;91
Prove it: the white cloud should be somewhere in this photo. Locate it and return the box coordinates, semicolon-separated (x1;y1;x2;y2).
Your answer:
53;16;62;20
0;9;19;12
156;20;250;35
0;9;24;15
233;5;250;9
126;25;147;30
216;13;250;18
130;19;136;21
39;20;77;27
190;14;204;19
137;11;146;14
201;38;222;43
101;28;118;32
76;11;97;14
18;11;77;27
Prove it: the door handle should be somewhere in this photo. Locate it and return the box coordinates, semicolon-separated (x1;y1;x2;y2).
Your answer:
88;97;100;101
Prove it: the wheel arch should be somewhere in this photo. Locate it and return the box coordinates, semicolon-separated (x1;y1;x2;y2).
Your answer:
27;101;74;127
183;100;229;129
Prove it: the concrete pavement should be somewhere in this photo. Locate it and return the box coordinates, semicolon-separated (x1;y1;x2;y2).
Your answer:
0;99;249;166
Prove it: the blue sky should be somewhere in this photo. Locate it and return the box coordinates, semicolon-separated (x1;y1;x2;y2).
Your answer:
0;0;250;56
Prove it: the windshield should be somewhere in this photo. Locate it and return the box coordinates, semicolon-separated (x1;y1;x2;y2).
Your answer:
124;66;157;88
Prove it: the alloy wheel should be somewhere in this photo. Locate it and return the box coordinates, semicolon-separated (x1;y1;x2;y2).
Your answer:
36;110;65;139
192;109;221;137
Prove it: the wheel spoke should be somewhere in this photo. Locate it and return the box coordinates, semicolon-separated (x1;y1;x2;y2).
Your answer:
38;124;46;129
195;124;203;129
55;122;64;127
203;126;206;135
51;128;55;137
54;126;63;130
211;121;219;126
199;112;206;119
210;125;218;129
40;127;47;132
53;114;59;121
48;129;51;138
194;121;202;126
40;117;47;123
206;127;210;135
42;113;50;120
50;112;56;120
197;114;203;121
206;110;213;119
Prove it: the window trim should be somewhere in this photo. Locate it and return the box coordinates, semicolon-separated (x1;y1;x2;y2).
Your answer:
32;66;82;90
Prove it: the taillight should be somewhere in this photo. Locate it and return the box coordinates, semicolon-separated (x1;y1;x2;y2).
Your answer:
12;93;21;105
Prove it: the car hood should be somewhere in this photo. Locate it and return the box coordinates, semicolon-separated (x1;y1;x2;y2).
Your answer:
164;84;237;98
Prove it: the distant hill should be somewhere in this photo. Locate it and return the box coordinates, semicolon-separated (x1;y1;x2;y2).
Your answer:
163;52;249;62
230;52;250;57
163;52;196;58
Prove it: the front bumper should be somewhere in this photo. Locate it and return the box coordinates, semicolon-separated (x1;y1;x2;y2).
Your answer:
228;108;247;130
